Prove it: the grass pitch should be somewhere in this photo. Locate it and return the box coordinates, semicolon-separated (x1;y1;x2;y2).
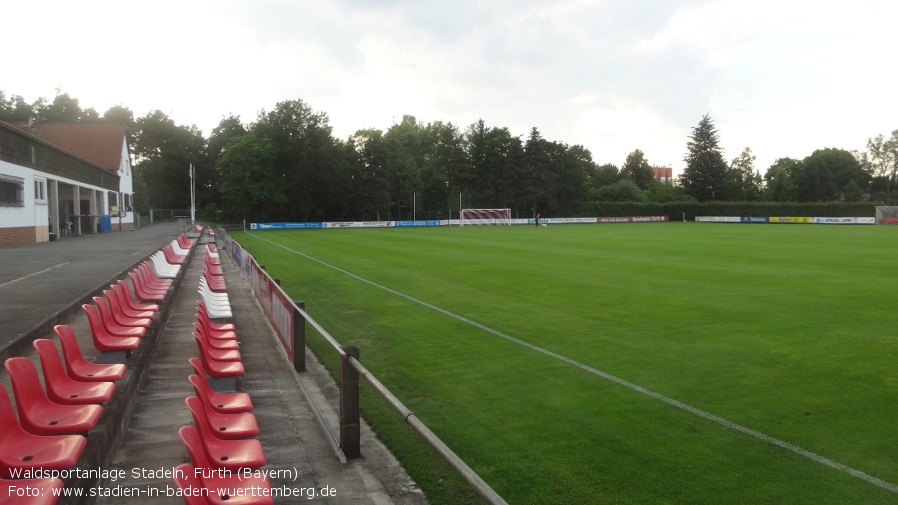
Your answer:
234;223;898;504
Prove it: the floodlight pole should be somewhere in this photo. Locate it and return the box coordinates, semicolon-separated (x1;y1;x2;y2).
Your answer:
189;163;196;223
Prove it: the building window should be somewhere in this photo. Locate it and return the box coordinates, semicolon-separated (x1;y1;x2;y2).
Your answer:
34;177;47;204
123;193;132;212
0;174;25;207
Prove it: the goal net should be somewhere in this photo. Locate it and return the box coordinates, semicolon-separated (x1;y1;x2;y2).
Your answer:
459;208;512;226
875;206;898;224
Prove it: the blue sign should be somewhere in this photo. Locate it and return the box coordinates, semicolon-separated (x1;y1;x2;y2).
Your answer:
739;217;769;223
394;220;441;227
251;222;324;229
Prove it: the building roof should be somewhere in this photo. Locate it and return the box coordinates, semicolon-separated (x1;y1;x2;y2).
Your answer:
7;122;128;171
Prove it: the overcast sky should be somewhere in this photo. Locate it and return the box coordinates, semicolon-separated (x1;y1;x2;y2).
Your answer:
5;0;897;175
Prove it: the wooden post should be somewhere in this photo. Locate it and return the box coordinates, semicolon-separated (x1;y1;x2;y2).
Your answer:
293;301;306;372
340;346;361;458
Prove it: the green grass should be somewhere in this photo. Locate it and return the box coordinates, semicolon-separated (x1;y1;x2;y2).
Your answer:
233;223;898;504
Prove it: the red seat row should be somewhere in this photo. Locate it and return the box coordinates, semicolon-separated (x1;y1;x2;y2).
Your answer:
173;241;274;504
0;233;197;502
1;333;128;502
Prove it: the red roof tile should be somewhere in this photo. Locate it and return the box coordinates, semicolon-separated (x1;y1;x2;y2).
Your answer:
8;122;128;171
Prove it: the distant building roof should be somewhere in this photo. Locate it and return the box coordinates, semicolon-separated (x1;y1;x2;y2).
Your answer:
7;122;128;171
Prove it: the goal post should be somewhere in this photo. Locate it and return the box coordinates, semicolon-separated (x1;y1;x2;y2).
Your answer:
459;208;512;226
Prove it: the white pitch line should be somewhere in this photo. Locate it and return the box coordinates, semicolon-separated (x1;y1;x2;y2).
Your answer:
0;261;71;289
248;232;898;494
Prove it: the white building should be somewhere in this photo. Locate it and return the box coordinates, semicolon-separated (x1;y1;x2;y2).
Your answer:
0;121;135;247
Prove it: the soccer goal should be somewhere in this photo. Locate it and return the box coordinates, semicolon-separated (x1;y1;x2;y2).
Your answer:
459;208;512;226
875;206;898;224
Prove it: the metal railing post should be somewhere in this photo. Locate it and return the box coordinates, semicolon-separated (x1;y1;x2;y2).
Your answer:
340;346;361;458
293;301;306;372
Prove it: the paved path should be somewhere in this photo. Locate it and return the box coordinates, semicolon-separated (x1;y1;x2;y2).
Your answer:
0;223;184;347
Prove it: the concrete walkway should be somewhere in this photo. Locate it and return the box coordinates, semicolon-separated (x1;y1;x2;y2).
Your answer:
0;227;427;505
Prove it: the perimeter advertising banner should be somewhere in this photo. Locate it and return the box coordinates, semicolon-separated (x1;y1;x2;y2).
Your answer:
324;221;392;228
698;216;874;225
244;248;295;359
395;220;441;227
812;217;875;224
770;217;811;224
251;222;323;229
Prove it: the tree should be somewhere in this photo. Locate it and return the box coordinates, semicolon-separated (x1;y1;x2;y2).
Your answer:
383;115;424;220
764;158;801;202
131;110;205;209
252;99;346;221
620;149;654;190
591;163;620;188
102;106;134;126
522;127;555;216
37;90;86;122
420;121;465;219
202;115;247;210
0;91;35;122
681;114;727;201
862;130;898;204
552;144;592;215
724;147;763;201
460;120;523;211
796;148;869;202
351;128;395;221
218;134;285;221
594;180;646;202
645;179;693;203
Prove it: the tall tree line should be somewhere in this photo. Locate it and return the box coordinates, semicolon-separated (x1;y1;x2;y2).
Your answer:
3;89;896;222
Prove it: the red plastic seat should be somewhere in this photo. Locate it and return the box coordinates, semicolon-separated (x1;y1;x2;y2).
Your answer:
192;337;242;377
0;383;86;479
33;339;115;405
82;304;141;353
4;358;103;436
203;273;227;293
54;325;126;382
92;297;147;337
137;257;172;289
173;462;272;505
193;323;238;350
162;244;187;264
105;287;156;319
138;261;173;289
128;271;166;303
196;301;235;333
97;294;152;328
186;395;258;440
194;331;241;362
178;233;194;249
204;260;224;276
195;314;237;343
0;476;63;505
188;373;252;414
183;398;266;470
205;251;221;265
114;280;160;312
